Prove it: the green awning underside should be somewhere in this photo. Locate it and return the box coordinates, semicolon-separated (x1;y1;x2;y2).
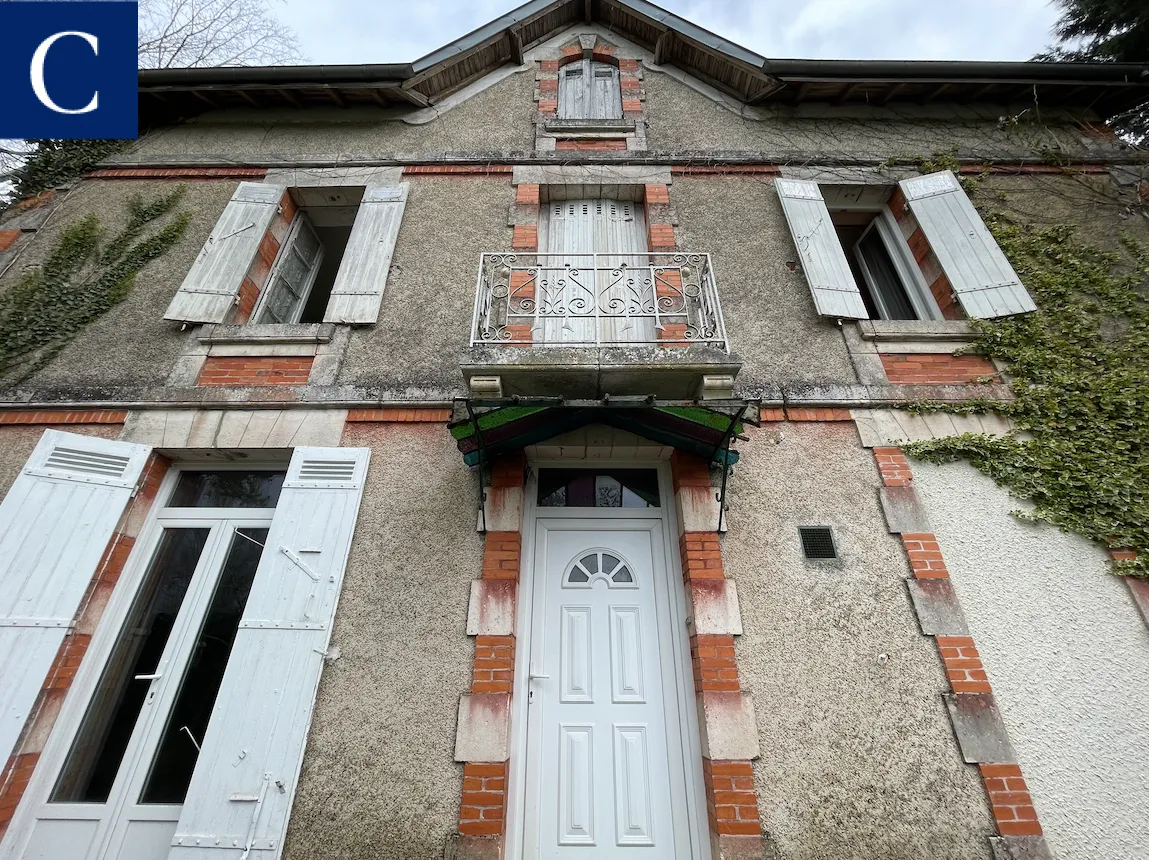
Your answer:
449;406;744;468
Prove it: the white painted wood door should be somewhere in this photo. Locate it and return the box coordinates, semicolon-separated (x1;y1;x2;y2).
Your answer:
524;519;690;857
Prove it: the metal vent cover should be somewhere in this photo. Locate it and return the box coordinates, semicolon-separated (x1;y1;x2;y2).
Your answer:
298;459;356;483
799;526;837;560
44;446;132;479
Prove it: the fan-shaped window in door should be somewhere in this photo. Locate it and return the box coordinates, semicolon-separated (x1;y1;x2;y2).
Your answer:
563;549;638;589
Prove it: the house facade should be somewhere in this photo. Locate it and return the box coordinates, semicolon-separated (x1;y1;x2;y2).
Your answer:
0;2;1147;859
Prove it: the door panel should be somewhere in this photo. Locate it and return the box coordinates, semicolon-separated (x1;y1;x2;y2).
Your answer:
530;525;684;858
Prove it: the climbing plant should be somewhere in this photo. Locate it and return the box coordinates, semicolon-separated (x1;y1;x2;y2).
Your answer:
902;178;1149;577
0;186;191;383
7;140;130;203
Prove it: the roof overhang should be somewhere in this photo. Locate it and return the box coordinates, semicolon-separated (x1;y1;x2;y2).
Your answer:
138;0;1149;128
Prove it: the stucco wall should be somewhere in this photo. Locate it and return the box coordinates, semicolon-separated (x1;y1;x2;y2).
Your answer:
672;175;858;388
284;422;481;860
131;69;537;161
0;179;237;392
642;69;1110;162
912;461;1149;860
723;422;994;860
337;175;511;397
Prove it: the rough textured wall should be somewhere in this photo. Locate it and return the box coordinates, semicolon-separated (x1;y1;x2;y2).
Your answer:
0;179;235;392
723;423;993;860
642;69;1108;162
285;423;480;860
913;461;1149;860
338;175;510;397
671;176;857;388
132;71;536;161
0;425;122;499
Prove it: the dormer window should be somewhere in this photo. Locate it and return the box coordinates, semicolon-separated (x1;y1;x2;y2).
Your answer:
558;60;622;119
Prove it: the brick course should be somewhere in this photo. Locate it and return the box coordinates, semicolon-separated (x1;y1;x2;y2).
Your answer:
0;230;21;252
880;353;999;385
554;139;627;151
459;762;509;836
346;408;451;423
197;356;314;386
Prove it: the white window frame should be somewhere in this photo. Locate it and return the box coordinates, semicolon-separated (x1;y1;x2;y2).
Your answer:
250;211;325;326
1;463;286;857
834;203;942;322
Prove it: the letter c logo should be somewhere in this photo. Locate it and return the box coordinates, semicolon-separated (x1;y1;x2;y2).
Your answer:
30;31;99;115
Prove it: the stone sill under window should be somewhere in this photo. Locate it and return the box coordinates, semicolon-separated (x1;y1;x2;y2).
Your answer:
854;320;977;354
542;118;636;135
198;323;336;357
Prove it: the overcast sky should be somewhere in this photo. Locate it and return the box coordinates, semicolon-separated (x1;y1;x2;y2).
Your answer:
274;0;1062;66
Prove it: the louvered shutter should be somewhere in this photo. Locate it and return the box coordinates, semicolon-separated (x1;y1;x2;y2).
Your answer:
899;171;1036;318
590;63;622;119
170;446;370;859
776;179;869;319
164;183;286;324
0;430;152;766
323;184;408;325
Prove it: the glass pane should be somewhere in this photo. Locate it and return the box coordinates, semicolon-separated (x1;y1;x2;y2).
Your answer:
568;569;589;583
52;528;210;804
139;527;268;804
538;469;660;507
580;554;599;574
168;471;285;508
602;553;620;573
612;566;633;583
858;229;917;320
258;274;302;324
278;249;310;293
293;221;321;263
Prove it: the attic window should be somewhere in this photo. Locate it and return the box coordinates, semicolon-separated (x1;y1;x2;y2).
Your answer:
798;526;838;560
558;59;622;120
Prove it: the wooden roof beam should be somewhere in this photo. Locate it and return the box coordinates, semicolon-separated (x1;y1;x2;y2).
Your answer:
191;90;217;108
509;26;524;65
327;88;345;107
277;88;302;108
881;82;908;104
923;82;952;102
653;29;673;65
836;82;861;104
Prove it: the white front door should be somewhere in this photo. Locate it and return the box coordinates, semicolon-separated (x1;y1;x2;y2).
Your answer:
523;518;693;858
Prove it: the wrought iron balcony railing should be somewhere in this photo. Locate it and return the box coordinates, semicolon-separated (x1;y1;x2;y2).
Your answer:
471;252;729;350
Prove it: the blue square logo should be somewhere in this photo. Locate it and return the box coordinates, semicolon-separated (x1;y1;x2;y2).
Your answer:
0;1;138;139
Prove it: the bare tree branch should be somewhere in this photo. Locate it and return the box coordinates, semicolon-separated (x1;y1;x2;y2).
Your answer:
137;0;303;69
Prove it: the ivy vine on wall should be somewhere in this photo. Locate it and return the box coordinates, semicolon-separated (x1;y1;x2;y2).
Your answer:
901;163;1149;577
0;186;191;384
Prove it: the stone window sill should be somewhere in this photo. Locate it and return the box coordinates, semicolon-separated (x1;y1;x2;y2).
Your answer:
854;320;977;354
542;118;636;135
198;323;335;357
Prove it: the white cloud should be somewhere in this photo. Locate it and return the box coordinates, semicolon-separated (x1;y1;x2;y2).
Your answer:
275;0;1060;66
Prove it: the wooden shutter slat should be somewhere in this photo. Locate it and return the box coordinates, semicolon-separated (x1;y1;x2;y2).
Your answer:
164;182;285;324
776;179;869;319
899;171;1036;318
170;446;370;859
322;184;408;324
0;430;151;767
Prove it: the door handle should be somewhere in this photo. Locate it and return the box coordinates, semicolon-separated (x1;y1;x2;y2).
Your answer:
134;672;162;681
529;673;551;681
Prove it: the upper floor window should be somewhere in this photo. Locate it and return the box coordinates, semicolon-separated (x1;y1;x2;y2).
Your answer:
558;60;622;120
776;171;1037;321
164;182;409;327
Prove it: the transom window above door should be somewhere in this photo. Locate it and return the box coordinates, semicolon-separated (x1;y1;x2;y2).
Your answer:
538;468;660;508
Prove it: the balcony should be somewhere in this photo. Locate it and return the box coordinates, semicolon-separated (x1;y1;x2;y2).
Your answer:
471;252;729;348
465;253;740;399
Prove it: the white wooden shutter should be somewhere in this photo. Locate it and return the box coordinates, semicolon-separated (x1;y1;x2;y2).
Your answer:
899;170;1036;318
164;183;286;324
776;179;869;319
323;184;408;325
558;60;590;119
0;430;152;766
590;63;622;119
170;446;370;859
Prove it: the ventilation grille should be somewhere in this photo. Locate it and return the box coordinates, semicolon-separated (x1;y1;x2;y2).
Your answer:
45;446;131;479
298;459;357;483
799;526;837;560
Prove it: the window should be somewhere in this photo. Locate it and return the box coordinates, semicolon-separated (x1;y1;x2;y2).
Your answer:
828;205;939;321
164;181;409;327
252;188;358;325
538;468;660;507
558;59;622;120
776;172;1036;321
